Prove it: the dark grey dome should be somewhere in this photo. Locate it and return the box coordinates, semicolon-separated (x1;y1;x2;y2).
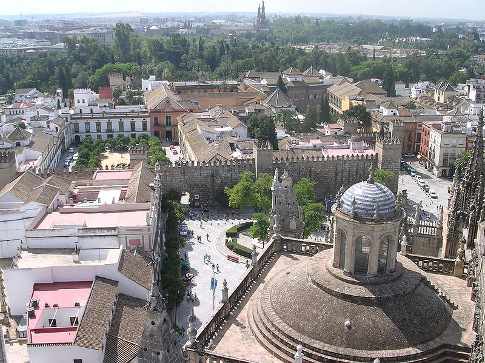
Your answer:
340;180;396;220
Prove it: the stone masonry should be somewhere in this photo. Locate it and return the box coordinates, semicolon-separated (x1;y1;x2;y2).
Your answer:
158;136;401;204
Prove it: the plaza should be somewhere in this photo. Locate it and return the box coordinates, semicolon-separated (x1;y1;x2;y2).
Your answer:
176;209;259;340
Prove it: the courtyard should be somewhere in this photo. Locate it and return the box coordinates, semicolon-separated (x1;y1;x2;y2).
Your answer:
175;209;260;341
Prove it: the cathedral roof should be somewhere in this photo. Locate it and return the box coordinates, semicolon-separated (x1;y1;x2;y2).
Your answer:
340;179;396;220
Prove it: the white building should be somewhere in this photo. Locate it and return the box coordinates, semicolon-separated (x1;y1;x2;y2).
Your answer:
411;81;433;99
73;89;98;113
0;172;62;258
3;247;160;363
68;107;150;143
427;121;467;177
466;78;485;104
142;75;168;92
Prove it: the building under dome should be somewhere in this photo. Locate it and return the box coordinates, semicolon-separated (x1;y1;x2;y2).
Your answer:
183;173;474;363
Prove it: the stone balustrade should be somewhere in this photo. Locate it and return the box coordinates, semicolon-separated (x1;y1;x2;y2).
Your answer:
280;236;333;255
406;253;465;276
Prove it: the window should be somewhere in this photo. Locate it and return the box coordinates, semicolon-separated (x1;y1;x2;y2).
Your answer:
96;122;101;133
74;360;83;363
48;318;57;327
142;121;147;131
131;121;136;132
70;317;79;326
154;116;159;126
84;122;90;133
107;121;112;132
119;120;124;132
355;236;371;274
165;115;172;126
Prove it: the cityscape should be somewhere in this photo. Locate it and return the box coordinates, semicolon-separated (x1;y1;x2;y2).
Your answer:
0;1;485;362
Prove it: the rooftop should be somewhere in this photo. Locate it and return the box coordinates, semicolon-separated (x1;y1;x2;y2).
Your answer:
36;206;149;229
28;281;92;345
74;277;118;351
16;248;121;269
93;170;134;181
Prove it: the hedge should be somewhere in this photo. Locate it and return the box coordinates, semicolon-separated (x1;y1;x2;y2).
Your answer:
226;237;252;259
225;221;253;237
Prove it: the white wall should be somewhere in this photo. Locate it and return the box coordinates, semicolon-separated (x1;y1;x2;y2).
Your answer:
4;256;149;315
28;344;103;363
0;201;46;258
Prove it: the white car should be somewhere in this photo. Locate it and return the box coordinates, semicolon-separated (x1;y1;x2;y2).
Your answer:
429;191;438;199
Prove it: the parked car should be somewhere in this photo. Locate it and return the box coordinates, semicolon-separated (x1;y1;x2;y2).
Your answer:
429;191;438;199
423;183;430;192
68;147;75;153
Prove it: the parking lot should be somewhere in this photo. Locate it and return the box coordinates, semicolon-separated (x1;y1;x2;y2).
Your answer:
399;159;452;222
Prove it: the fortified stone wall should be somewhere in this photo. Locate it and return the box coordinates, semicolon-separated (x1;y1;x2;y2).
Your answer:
157;137;400;204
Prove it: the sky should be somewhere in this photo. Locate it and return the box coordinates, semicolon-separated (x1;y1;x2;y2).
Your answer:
2;0;485;20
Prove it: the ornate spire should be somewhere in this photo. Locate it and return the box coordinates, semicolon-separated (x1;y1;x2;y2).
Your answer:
367;163;375;184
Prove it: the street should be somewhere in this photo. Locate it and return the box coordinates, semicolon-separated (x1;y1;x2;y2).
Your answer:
398;159;452;221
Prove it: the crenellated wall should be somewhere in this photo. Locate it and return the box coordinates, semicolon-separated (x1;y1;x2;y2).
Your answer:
156;137;401;204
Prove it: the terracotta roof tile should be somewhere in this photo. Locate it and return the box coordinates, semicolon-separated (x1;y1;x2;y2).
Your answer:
74;277;118;351
103;294;147;363
118;250;153;290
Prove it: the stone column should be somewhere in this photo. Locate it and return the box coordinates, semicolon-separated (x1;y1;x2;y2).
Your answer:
344;228;355;274
368;231;380;275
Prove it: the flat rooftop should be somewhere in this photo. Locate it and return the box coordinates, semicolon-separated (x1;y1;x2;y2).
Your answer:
28;281;92;344
16;248;121;269
36;209;149;229
93;170;133;181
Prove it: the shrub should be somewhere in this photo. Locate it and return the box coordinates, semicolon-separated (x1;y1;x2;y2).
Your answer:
226;238;252;258
225;221;253;237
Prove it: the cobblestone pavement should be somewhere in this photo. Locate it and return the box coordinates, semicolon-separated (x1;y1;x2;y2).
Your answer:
176;209;257;343
399;160;452;222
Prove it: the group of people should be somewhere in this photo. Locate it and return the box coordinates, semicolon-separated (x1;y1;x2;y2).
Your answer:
203;253;220;273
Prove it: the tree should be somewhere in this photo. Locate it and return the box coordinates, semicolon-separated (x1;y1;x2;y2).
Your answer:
250;212;270;240
276;75;287;93
303;203;325;238
248;115;278;149
302;105;319;132
343;105;372;129
251;173;273;213
320;96;330;123
383;68;396;97
373;168;395;187
113;23;134;62
225;172;255;210
294;178;316;207
274;111;299;133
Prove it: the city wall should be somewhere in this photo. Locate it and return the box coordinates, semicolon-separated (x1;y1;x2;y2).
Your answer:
158;153;379;204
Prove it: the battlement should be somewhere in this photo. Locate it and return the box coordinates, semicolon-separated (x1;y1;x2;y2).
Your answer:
168;159;256;169
272;153;377;163
376;136;401;145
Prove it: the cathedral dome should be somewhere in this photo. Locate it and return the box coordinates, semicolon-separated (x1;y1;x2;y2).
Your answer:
340;179;396;220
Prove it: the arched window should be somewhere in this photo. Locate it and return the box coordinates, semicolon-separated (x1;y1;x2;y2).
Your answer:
355;236;371;274
378;236;391;274
337;229;347;269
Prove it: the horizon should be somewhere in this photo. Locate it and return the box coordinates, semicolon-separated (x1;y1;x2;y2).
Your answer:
2;0;485;21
